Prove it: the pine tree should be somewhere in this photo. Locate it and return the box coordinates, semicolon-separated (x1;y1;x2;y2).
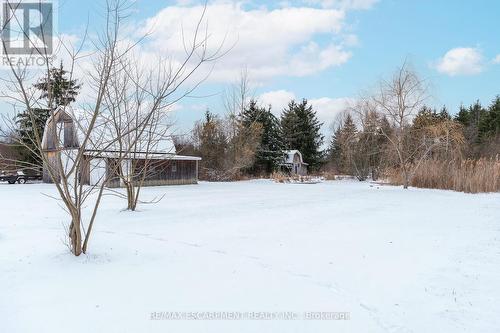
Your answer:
33;61;81;107
468;100;486;145
240;100;283;174
438;106;451;121
478;96;500;141
338;114;357;174
358;111;386;180
327;125;342;169
281;99;324;170
15;62;81;166
454;104;470;127
341;114;357;139
15;108;52;166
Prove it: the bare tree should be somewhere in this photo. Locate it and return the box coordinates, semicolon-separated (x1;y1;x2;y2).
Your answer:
192;109;262;181
105;45;224;210
1;0;132;255
223;67;253;118
369;63;468;188
371;63;430;188
0;0;225;254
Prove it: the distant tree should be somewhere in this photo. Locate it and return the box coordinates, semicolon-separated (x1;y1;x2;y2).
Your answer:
479;96;500;141
372;63;429;189
15;62;81;167
193;109;262;181
333;110;387;181
356;110;388;180
454;100;488;157
413;106;464;160
327;125;343;171
281;99;324;170
14;107;51;167
413;106;447;130
438;106;451;121
338;114;358;174
33;62;82;107
226;119;263;179
193;110;228;178
454;104;470;127
240;100;283;174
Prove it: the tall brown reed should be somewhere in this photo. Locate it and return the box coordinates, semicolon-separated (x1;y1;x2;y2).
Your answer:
386;157;500;193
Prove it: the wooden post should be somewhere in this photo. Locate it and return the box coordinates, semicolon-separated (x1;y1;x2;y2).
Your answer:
195;160;199;183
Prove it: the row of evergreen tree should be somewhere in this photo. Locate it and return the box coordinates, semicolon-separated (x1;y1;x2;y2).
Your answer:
192;98;325;177
454;98;500;156
240;99;325;173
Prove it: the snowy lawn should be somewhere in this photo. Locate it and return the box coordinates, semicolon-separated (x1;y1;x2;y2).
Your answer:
1;180;499;332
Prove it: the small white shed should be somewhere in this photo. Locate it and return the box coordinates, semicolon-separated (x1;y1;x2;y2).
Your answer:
280;150;308;176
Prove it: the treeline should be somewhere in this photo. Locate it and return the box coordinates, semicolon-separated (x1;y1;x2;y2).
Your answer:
325;64;499;192
176;99;324;181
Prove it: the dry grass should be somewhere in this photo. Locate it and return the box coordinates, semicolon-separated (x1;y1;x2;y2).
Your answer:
317;171;337;181
271;171;323;184
270;171;289;183
386;158;500;193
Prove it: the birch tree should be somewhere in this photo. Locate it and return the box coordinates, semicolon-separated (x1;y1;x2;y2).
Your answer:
372;63;429;189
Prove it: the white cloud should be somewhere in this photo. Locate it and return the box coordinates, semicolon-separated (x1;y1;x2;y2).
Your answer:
309;96;355;126
302;0;379;10
260;90;297;112
435;47;484;76
259;89;353;126
137;2;353;82
493;54;500;64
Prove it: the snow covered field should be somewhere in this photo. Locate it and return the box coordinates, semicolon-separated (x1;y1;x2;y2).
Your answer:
1;180;499;333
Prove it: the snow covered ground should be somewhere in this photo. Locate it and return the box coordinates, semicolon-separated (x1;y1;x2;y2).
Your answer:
1;180;499;333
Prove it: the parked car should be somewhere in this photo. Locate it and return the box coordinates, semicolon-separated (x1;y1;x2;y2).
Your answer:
0;170;42;184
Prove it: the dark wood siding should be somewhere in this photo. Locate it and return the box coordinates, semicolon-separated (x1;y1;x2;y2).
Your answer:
106;158;121;188
106;158;198;188
43;151;60;183
80;156;90;185
64;122;78;148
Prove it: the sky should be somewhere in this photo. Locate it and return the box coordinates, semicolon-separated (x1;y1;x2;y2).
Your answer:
2;0;500;138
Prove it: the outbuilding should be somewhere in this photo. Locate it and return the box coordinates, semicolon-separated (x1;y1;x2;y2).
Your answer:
280;150;308;176
41;108;201;187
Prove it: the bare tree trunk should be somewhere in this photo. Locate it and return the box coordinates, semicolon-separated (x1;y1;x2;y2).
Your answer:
69;208;82;256
402;165;409;189
126;183;137;211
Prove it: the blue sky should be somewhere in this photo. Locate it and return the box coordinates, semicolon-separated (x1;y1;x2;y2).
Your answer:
3;0;500;135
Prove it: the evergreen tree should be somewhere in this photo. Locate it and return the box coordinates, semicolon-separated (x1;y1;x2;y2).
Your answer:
478;96;500;141
468;100;487;145
240;100;283;174
15;62;81;166
15;108;52;165
341;114;357;139
33;62;82;107
438;106;451;121
281;99;324;170
327;125;342;169
358;111;387;180
453;100;487;156
454;104;470;127
338;114;358;174
413;106;451;131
